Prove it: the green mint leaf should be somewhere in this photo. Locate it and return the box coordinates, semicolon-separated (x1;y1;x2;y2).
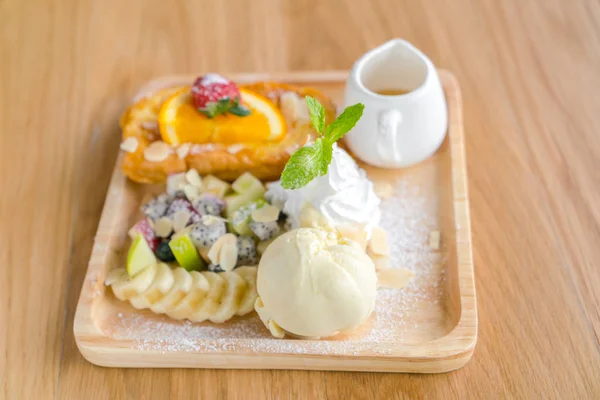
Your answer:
198;109;214;118
281;145;322;189
305;95;325;135
198;98;234;118
216;98;231;114
198;103;219;118
229;104;251;117
280;139;332;189
315;139;333;175
280;99;365;190
324;103;364;143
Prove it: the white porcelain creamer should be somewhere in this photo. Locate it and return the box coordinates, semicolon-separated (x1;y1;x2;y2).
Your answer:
344;39;448;168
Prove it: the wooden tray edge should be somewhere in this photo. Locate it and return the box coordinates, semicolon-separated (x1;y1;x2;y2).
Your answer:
425;70;478;355
73;69;477;373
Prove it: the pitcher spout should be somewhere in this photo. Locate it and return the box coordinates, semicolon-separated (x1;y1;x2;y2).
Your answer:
350;39;433;97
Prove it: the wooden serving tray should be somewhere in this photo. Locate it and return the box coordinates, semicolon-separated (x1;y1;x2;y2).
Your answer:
74;70;476;373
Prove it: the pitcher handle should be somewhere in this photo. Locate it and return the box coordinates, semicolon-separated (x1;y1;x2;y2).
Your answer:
377;109;402;163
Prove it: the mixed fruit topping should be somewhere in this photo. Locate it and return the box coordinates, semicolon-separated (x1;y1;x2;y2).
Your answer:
126;170;292;278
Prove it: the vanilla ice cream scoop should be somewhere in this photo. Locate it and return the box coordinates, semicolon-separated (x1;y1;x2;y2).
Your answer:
255;227;377;338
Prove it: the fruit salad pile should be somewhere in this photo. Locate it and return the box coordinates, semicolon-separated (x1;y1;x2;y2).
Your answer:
126;170;290;278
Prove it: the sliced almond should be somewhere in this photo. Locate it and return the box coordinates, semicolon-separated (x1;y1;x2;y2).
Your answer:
267;320;286;339
208;233;237;265
337;225;368;250
141;120;158;132
280;92;300;121
203;175;230;197
369;227;390;256
251;204;280;223
207;236;225;264
254;296;264;311
183;184;200;201
191;143;215;154
185;169;203;189
218;240;239;272
201;214;227;226
254;298;285;339
227;144;245;154
297;100;310;122
254;297;269;327
373;181;394;199
377;268;414;289
144;141;173;162
429;230;441;250
120;137;139;153
176;143;191;159
368;250;390;270
154;217;173;238
172;210;191;233
280;91;309;123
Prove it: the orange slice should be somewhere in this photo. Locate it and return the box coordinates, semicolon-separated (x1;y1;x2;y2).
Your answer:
158;87;287;146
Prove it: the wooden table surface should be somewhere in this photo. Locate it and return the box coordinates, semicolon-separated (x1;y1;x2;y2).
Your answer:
2;0;600;398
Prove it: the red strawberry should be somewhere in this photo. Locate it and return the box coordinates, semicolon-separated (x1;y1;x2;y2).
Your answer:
191;74;250;118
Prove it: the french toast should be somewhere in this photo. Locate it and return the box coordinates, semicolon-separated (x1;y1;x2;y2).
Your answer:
120;80;337;183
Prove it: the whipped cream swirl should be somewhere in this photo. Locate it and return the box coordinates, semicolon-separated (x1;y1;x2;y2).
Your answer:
267;146;381;234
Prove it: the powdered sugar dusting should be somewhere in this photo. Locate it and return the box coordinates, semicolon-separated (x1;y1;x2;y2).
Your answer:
108;171;451;355
201;73;229;86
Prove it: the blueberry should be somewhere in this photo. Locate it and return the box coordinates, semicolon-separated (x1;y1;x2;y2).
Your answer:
277;211;287;223
155;241;175;262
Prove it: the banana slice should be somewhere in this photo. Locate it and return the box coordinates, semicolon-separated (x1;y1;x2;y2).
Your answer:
106;264;258;324
130;263;174;309
209;271;246;323
151;267;193;315
166;270;209;320
235;266;258;316
110;264;157;300
190;272;227;322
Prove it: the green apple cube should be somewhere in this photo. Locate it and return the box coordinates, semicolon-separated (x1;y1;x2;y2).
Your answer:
169;230;206;271
127;234;157;277
231;172;265;194
225;194;250;217
225;173;266;215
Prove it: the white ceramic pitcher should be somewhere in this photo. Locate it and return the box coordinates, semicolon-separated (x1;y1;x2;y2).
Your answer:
344;39;448;168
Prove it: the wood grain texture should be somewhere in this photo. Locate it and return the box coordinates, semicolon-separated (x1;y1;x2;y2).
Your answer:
1;0;600;398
